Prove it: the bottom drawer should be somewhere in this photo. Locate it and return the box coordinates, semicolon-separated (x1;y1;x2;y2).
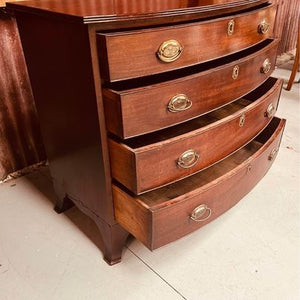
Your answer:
113;117;286;250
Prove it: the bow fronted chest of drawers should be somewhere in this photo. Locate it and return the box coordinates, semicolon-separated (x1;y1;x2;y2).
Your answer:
8;0;285;265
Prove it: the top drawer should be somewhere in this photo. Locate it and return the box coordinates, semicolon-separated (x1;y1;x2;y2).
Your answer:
97;5;276;82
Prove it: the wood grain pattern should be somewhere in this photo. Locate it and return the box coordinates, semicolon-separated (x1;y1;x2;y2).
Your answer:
97;5;276;81
8;0;285;264
1;0;24;7
14;12;115;223
0;11;45;180
104;39;279;138
2;0;296;182
1;0;297;182
112;187;151;247
109;78;282;194
113;118;286;249
6;0;269;24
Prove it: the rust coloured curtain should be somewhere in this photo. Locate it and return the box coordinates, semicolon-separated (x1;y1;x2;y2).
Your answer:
272;0;300;54
0;11;46;180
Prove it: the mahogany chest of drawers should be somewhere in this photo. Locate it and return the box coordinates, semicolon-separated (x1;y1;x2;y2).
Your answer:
8;0;286;265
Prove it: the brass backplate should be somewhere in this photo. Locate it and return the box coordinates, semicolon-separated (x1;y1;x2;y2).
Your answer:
157;39;183;63
168;94;192;112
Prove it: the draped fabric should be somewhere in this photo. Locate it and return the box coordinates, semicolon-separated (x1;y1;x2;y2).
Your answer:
0;12;46;180
272;0;300;54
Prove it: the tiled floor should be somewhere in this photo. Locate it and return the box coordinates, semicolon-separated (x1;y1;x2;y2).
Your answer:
0;68;299;300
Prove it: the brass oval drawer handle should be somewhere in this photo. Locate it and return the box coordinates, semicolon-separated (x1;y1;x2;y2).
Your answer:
177;149;200;169
258;19;270;34
232;65;239;80
268;148;278;161
157;39;183;63
261;58;271;74
168;94;192;112
265;103;275;118
190;204;212;222
228;19;235;36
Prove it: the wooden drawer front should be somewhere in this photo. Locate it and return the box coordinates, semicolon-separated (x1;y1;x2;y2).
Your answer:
98;5;276;82
113;118;286;249
109;78;282;194
104;39;278;139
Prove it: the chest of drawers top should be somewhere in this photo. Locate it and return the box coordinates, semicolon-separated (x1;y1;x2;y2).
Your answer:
7;0;270;25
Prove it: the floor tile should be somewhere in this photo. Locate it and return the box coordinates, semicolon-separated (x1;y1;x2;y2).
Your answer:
0;173;184;300
127;72;300;300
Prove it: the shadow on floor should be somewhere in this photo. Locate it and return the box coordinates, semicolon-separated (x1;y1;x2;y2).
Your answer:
23;168;120;261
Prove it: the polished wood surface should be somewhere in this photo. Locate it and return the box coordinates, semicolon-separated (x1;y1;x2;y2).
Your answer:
14;10;131;263
98;5;276;81
104;39;279;138
7;0;269;24
9;0;284;265
1;0;296;185
109;78;282;194
15;12;116;223
113;118;286;249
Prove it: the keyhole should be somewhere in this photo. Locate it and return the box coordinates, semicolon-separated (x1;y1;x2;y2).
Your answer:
232;65;239;80
228;20;235;35
239;114;245;127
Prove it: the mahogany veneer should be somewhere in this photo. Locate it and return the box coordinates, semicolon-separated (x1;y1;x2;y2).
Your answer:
114;118;286;249
7;0;285;265
109;77;282;194
104;39;279;138
97;5;276;81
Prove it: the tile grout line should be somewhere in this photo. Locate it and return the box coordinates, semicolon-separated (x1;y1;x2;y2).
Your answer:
126;247;188;300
